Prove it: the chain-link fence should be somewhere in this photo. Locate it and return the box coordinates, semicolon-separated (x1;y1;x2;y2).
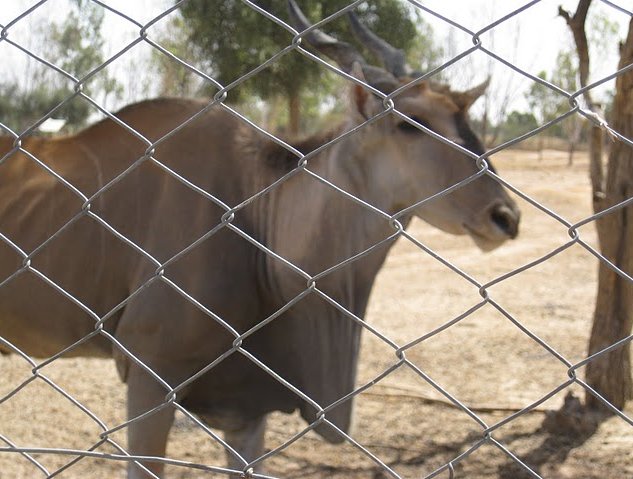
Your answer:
0;1;632;478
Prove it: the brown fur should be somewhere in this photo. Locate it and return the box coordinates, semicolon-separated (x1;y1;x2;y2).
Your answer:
237;120;345;172
0;95;519;479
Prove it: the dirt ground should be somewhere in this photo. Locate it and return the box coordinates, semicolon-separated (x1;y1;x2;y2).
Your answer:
1;149;632;478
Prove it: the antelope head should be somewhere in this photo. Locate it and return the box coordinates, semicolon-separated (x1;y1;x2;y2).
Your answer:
288;0;520;251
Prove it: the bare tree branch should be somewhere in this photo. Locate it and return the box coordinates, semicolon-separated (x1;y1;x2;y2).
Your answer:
559;0;605;205
558;1;593;107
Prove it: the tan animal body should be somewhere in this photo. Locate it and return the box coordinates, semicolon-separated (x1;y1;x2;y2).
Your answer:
0;2;519;477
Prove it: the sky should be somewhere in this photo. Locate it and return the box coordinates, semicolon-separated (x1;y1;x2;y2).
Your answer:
0;0;630;120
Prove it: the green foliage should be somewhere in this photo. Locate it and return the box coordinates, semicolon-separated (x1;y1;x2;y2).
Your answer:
551;50;578;93
521;50;588;150
403;10;444;73
177;1;436;106
50;8;103;78
527;71;563;126
525;51;580;139
0;84;75;134
588;10;620;70
498;110;539;142
152;15;204;97
0;1;121;134
181;0;315;101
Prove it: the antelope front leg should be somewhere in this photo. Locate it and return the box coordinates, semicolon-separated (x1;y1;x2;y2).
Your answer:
126;365;175;479
222;415;267;475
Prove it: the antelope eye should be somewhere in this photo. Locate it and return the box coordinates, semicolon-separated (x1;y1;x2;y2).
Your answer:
397;116;430;133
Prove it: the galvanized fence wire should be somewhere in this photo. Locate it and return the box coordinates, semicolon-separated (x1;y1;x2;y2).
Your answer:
0;0;631;478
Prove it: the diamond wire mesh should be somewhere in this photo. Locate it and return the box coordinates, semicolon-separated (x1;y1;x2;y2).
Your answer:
0;0;631;478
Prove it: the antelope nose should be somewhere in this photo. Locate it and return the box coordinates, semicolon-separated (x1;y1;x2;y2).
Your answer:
490;203;520;239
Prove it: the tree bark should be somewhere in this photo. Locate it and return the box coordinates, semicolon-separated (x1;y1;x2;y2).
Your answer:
567;118;583;166
288;90;301;136
559;1;605;213
263;96;281;133
588;124;605;207
560;2;633;411
585;18;633;410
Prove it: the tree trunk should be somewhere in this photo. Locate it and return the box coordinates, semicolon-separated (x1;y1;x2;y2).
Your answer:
585;18;633;410
560;1;633;410
566;118;583;167
559;1;605;208
288;90;301;136
588;124;605;209
263;96;281;133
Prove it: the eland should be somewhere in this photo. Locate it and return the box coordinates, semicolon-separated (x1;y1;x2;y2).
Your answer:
0;2;519;477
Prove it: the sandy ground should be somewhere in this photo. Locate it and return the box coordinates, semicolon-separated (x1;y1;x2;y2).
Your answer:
1;149;632;478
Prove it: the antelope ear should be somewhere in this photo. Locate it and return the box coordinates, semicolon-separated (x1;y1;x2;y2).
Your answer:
454;78;490;110
350;62;371;120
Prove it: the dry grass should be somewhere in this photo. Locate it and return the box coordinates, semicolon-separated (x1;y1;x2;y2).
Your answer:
1;149;632;478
